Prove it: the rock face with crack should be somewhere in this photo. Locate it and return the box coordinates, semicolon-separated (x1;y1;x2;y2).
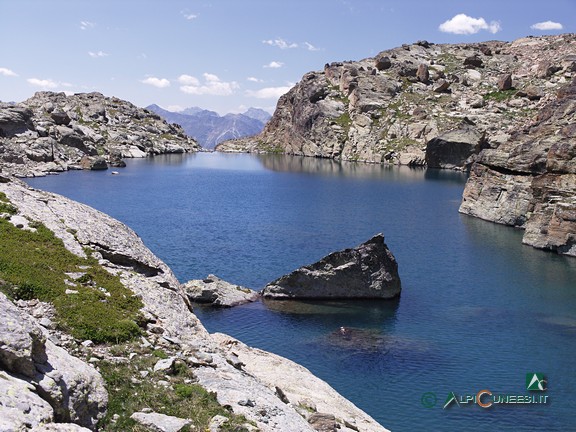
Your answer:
262;234;401;299
460;77;576;256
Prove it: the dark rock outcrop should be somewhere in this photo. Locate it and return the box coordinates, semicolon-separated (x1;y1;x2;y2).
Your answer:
460;78;576;256
0;92;201;177
425;126;488;170
217;34;575;168
262;234;401;299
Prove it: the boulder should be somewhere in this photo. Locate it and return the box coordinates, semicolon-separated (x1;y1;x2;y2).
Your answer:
262;234;401;299
425;127;488;170
464;55;483;68
0;292;108;429
0;371;54;430
497;73;513;91
374;56;391;71
50;110;71;126
416;63;429;83
80;155;108;170
0;104;34;137
183;274;259;307
130;411;191;432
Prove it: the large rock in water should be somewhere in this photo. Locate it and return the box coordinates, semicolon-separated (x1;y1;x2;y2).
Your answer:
460;77;576;256
262;234;401;299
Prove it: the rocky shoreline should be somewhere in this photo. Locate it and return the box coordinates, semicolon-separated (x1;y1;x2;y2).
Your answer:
0;175;389;432
0;91;201;178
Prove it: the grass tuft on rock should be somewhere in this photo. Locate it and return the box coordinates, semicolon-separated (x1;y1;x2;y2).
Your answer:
0;216;143;343
99;344;252;431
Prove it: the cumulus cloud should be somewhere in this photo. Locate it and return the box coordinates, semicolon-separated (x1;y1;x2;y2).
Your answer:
246;86;292;99
178;74;200;86
27;78;59;89
27;78;72;90
141;77;171;88
183;13;197;20
0;67;18;77
247;76;263;83
531;21;563;31
264;61;284;69
179;73;239;96
304;42;320;51
80;21;95;30
88;51;109;58
263;38;298;49
439;14;501;35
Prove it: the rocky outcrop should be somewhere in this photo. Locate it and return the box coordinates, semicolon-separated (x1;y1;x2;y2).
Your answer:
425;126;488;170
262;234;401;299
0;292;107;430
0;92;201;177
460;78;576;256
0;177;389;431
209;333;389;432
183;274;260;307
218;34;575;170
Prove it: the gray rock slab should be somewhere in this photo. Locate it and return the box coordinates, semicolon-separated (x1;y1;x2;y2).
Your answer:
183;274;259;307
130;411;191;432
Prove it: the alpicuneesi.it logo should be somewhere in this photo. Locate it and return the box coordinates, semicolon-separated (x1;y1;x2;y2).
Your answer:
421;373;549;409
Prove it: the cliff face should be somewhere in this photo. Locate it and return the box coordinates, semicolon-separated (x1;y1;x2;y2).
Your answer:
460;78;576;256
0;92;200;177
218;34;576;170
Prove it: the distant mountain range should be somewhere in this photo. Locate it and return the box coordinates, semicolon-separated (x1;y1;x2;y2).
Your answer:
146;105;271;149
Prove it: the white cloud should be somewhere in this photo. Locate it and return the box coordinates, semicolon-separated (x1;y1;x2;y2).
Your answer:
439;14;501;35
264;61;284;69
27;78;59;89
304;42;320;51
141;77;171;88
183;13;197;20
0;67;18;77
88;51;109;58
531;21;563;31
80;21;95;30
263;38;298;49
247;76;263;83
246;86;292;99
178;74;200;86
179;73;239;96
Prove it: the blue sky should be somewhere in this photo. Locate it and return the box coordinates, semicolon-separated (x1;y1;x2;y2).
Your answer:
0;0;573;114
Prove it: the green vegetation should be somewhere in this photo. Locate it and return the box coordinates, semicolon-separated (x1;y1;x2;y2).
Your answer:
0;192;17;215
483;89;517;102
99;344;252;431
0;209;143;343
258;140;284;154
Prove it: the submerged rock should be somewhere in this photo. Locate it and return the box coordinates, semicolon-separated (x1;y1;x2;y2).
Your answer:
262;234;401;299
183;274;260;307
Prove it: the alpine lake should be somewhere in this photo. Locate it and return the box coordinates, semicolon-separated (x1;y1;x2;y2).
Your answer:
26;152;576;432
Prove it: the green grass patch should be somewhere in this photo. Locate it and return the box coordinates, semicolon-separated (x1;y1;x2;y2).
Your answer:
98;345;252;431
0;192;17;215
483;89;517;102
0;216;143;343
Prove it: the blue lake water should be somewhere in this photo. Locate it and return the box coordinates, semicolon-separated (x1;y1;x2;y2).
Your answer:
27;153;576;431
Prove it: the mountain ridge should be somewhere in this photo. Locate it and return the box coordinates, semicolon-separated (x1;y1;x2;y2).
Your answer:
147;104;271;149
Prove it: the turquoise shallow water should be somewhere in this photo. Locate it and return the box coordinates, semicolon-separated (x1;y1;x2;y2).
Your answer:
27;153;576;431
